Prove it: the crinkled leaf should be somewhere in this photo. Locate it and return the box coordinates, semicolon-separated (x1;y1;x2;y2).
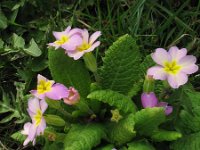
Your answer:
127;141;155;150
171;86;200;134
134;107;166;136
151;129;182;142
98;34;141;96
48;49;91;98
87;90;136;114
24;38;42;57
12;33;25;49
106;113;136;145
171;132;200;150
44;114;65;127
64;124;105;150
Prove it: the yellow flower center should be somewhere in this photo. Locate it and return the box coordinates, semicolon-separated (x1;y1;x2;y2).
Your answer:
77;42;91;51
54;35;69;45
164;61;181;74
34;109;42;127
111;109;123;123
37;80;52;94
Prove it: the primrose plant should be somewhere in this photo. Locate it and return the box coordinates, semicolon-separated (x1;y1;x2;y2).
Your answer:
18;26;199;150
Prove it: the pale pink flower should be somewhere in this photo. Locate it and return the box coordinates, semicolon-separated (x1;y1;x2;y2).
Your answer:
30;74;69;100
48;26;82;50
22;97;48;146
63;87;80;105
147;46;198;88
66;29;101;60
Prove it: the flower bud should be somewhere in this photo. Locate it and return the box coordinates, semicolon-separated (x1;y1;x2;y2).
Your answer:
141;92;158;108
63;87;80;105
143;75;155;93
157;102;173;115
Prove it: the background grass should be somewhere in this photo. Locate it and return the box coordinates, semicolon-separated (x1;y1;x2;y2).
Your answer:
0;0;200;149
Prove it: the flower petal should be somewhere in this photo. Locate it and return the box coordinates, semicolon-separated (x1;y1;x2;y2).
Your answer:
179;55;197;67
53;31;66;40
28;97;40;114
151;48;170;66
82;29;89;43
84;41;100;53
48;42;60;49
89;31;101;44
40;100;48;113
36;118;46;135
62;35;82;51
28;124;37;141
23;137;31;146
30;90;46;100
169;46;187;61
68;28;82;37
147;66;167;80
64;26;71;33
167;72;188;88
37;74;48;83
141;92;158;108
46;83;68;100
181;64;198;74
21;122;32;135
165;105;173;115
67;51;84;60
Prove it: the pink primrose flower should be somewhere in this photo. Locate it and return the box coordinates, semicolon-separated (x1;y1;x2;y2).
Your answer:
22;97;48;146
48;26;82;50
66;29;101;60
30;74;69;100
147;46;198;88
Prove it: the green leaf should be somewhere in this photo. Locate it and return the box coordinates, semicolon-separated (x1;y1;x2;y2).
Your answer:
171;132;200;150
127;141;155;150
106;113;136;145
151;130;182;142
44;114;65;126
98;34;141;96
64;124;105;150
11;131;26;143
134;107;166;136
171;86;200;134
12;33;25;49
0;10;8;29
24;38;42;57
48;49;91;98
87;90;137;114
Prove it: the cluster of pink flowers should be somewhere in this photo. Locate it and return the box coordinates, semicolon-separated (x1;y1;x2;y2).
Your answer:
21;74;80;146
48;26;101;60
141;46;198;114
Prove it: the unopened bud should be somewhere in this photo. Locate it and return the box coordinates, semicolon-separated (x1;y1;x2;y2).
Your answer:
141;92;158;108
63;87;80;105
